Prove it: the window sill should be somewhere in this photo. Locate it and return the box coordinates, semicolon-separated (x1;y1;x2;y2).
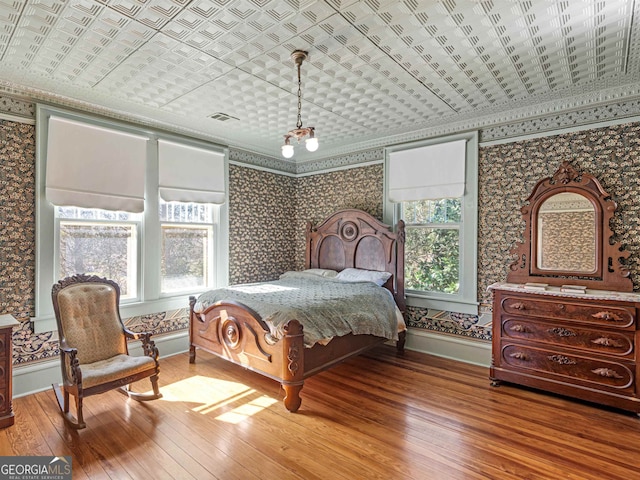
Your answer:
406;292;479;315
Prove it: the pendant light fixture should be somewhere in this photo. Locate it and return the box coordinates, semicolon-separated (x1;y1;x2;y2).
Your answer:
282;50;318;158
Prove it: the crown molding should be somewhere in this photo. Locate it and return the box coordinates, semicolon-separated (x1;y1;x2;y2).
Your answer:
3;81;640;176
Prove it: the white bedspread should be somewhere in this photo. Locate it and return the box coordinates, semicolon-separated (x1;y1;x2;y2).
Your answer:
195;271;401;347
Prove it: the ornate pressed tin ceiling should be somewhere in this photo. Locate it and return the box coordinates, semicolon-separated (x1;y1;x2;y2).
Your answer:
1;0;639;161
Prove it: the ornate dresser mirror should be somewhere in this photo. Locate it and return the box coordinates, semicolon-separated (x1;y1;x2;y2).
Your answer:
491;162;640;415
507;161;632;292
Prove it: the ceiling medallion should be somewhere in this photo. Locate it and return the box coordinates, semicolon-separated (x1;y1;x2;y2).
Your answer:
281;50;318;159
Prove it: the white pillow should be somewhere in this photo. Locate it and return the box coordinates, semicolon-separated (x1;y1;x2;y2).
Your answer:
303;268;338;278
336;268;392;286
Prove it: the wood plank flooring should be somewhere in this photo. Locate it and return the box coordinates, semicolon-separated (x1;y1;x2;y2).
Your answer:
1;345;639;479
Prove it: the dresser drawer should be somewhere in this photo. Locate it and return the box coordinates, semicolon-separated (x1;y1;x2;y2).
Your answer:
501;295;636;329
501;344;635;392
501;317;634;357
0;333;7;355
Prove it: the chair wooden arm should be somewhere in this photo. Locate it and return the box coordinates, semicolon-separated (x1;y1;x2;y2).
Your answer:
124;329;159;361
58;343;81;387
123;328;144;340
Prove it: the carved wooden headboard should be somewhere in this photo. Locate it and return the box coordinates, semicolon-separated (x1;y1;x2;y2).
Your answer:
305;209;405;312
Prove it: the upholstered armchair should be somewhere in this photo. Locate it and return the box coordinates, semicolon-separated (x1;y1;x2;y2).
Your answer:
51;274;162;429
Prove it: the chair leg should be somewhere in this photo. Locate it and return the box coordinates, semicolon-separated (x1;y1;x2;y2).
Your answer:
122;374;162;401
75;394;85;428
63;389;69;414
150;373;161;398
52;384;86;429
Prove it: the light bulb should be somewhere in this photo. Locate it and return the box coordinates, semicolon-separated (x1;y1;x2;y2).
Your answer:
282;144;294;158
305;136;319;152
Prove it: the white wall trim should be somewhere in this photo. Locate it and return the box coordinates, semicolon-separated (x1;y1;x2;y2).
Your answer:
405;328;491;368
12;331;190;398
0;112;35;124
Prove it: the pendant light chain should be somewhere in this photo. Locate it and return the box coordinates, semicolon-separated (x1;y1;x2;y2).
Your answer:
281;49;318;158
296;61;303;130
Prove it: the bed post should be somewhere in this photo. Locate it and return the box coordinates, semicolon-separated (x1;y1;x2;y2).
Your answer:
396;219;406;354
305;220;314;269
188;296;197;364
395;219;406;313
281;319;305;412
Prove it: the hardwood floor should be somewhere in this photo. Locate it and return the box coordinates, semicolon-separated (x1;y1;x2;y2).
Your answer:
2;345;639;479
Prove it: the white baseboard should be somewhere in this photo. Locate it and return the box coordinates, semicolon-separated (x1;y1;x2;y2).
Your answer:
12;331;190;398
405;328;491;367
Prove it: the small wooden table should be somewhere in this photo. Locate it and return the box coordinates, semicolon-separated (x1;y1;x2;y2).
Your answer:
0;314;18;428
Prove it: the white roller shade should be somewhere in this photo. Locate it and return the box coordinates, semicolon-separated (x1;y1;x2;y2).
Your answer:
46;116;148;212
388;139;467;202
158;139;226;204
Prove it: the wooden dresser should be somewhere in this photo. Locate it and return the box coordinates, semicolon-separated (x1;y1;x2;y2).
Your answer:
490;283;640;415
0;314;18;428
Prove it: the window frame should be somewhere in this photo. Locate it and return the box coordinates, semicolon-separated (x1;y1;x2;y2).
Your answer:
402;201;462;295
159;200;217;296
384;132;479;315
33;105;229;333
55;210;142;301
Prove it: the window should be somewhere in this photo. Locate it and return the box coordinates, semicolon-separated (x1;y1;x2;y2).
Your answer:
385;132;478;314
159;200;214;294
402;198;461;294
33;105;229;333
56;207;140;299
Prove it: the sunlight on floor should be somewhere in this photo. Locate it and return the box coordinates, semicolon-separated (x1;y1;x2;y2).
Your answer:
158;375;278;423
214;395;278;424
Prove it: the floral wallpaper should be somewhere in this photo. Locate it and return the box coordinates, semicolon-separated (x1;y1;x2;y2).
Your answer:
0;120;41;364
228;165;297;284
3;113;640;365
228;163;383;278
294;164;384;271
477;122;640;308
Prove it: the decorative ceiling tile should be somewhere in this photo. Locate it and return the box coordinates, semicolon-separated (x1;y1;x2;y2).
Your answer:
0;0;639;162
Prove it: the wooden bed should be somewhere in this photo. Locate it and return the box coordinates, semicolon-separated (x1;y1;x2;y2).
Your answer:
188;209;406;412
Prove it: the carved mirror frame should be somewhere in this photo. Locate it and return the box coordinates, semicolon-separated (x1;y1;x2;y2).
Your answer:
507;161;632;292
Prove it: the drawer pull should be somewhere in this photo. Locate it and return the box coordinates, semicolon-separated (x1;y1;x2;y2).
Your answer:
591;337;624;348
509;351;528;361
548;327;576;337
511;302;526;311
592;311;623;322
548;354;576;365
510;324;530;333
591;368;623;379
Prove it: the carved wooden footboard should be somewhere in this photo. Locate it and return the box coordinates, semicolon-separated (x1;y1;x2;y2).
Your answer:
189;298;306;412
189;208;406;412
188;298;402;412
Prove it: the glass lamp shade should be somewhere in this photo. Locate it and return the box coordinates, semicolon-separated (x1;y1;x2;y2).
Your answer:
282;144;294;158
305;137;319;152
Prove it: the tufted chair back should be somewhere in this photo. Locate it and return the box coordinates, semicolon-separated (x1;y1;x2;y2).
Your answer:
55;280;128;365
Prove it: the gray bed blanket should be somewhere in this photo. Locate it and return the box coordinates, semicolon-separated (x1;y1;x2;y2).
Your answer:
194;271;399;347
